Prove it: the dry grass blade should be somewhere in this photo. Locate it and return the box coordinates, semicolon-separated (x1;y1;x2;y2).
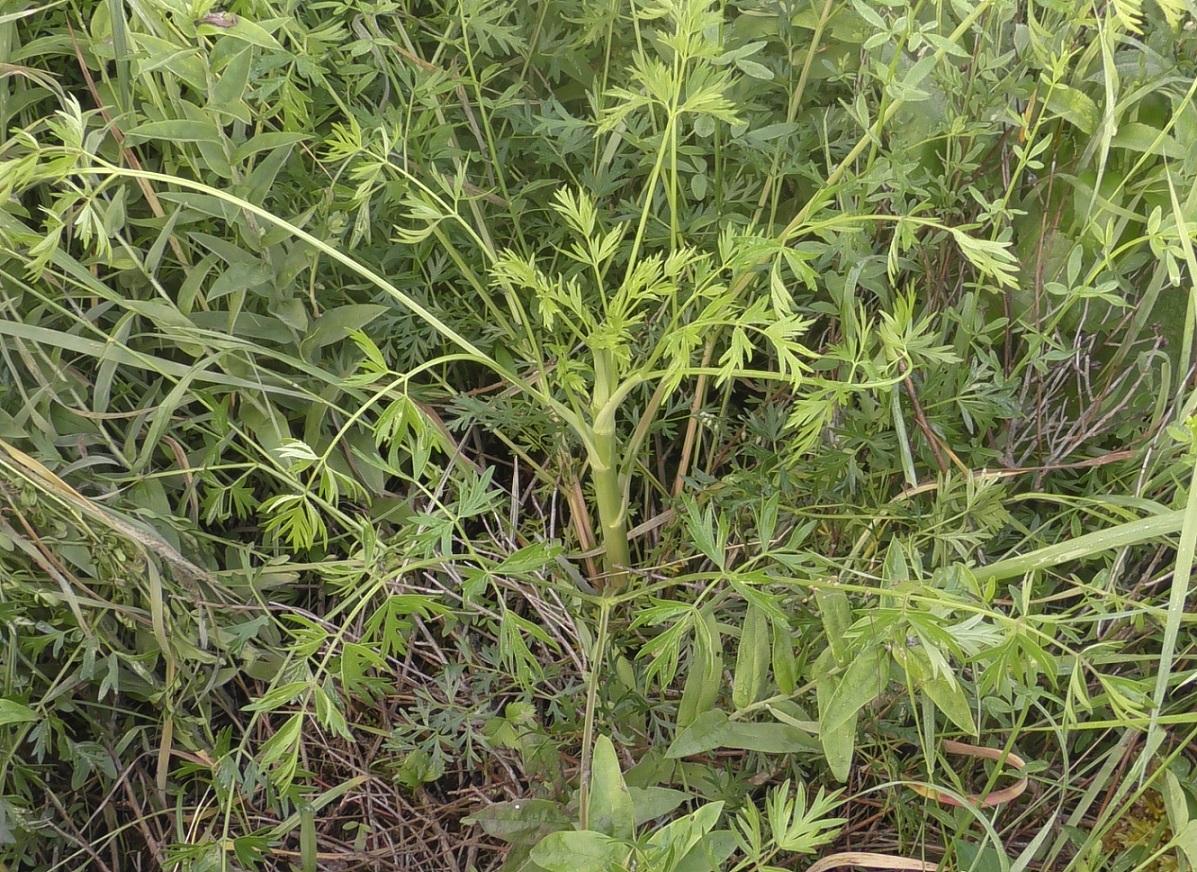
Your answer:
909;740;1029;809
807;852;938;872
0;437;216;589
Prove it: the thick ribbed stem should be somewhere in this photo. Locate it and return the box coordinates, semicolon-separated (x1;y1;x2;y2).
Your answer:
591;349;631;593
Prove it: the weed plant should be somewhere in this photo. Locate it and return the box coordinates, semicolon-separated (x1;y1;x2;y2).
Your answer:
1;0;1196;869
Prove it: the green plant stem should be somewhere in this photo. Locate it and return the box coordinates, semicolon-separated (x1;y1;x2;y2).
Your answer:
578;596;613;832
592;426;631;588
741;0;997;298
591;348;632;592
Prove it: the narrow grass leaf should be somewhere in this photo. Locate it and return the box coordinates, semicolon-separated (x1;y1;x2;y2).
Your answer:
980;510;1184;581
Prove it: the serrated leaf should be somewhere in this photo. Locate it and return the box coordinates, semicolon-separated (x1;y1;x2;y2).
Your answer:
681;496;725;569
950;230;1019;289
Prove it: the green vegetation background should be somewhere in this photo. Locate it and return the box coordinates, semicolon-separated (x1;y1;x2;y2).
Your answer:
1;0;1197;869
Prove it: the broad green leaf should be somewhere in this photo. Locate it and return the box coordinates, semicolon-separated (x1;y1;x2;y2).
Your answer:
244;141;297;204
668;709;817;756
1174;821;1197;867
208;262;276;299
530;831;627;872
719;721;818;753
645;802;725;860
189;311;292;345
189;230;261;265
667;710;730;758
299;305;391;355
1162;770;1191;836
0;699;37;726
1043;84;1099;134
732;603;769;710
772;621;798;694
817;645;886;781
883;541;909;583
496;541;561;575
767;701;819;732
157;192;239;223
206;16;285;51
465;799;569;844
734;58;773;80
125;119;222;145
589;735;634;840
233;132;309;161
243;680;311;712
677;609;723;730
630;787;691;824
211;45;253;121
922;675;977;736
851;0;888;30
953;839;1007;872
815;589;852;664
132;370;203;473
821;711;857;782
1109;123;1186;159
716;40;767;64
131;34;207;90
673;829;739;872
